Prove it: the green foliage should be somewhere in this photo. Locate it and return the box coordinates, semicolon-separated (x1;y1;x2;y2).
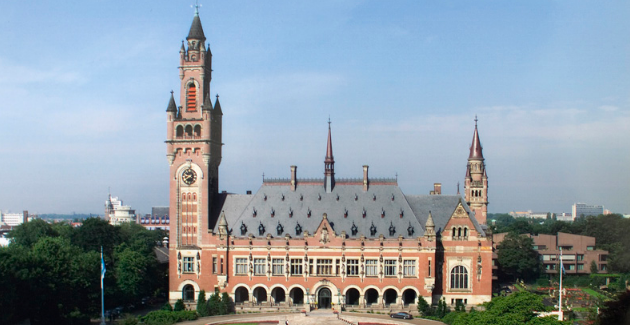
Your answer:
173;299;185;312
455;299;465;312
221;292;232;314
161;302;174;311
196;290;209;316
491;213;630;273
597;290;630;325
497;232;541;281
417;296;432;316
207;289;221;315
0;217;168;324
7;218;58;247
120;315;140;325
451;291;567;325
140;310;197;325
590;260;598;274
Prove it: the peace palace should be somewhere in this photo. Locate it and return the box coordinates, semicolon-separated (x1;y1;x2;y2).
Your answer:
167;9;492;312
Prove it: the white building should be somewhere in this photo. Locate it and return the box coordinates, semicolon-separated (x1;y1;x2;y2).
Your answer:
555;212;573;222
105;195;136;225
0;211;27;227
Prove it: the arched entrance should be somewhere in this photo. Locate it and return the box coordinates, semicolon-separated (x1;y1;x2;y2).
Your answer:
271;287;286;304
253;287;268;304
317;287;332;309
345;288;360;306
234;287;249;304
402;289;417;306
365;288;379;305
183;284;195;301
290;288;304;305
383;289;398;306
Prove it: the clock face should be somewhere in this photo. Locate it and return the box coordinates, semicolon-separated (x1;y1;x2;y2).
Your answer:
182;168;197;185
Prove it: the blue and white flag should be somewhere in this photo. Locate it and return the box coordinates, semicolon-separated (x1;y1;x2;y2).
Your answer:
101;252;106;285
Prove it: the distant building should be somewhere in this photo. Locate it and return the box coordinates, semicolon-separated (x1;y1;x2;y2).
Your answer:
494;232;608;275
572;203;604;220
137;207;170;230
105;195;136;225
508;211;549;220
555;213;573;222
0;211;28;227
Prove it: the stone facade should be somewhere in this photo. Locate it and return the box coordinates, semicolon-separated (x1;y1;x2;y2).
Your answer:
167;9;493;311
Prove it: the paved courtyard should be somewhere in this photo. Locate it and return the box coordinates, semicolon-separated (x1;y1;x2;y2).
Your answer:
196;310;445;325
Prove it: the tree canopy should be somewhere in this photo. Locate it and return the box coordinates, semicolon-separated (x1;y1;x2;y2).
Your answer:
0;218;167;325
497;232;541;281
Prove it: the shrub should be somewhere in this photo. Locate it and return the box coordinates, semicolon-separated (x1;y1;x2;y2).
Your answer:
120;315;139;325
197;290;208;316
417;296;432;316
173;299;185;312
160;302;173;311
140;310;198;325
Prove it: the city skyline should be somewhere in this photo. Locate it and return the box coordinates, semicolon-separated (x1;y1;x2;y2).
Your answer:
0;1;628;215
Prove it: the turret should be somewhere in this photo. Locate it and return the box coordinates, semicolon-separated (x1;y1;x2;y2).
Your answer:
464;116;488;224
324;120;335;193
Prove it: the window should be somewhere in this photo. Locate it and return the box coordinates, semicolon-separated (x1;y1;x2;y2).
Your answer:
450;266;468;290
428;260;432;277
254;258;266;275
577;264;584;271
186;83;197;111
235;258;248;275
403;260;416;276
272;258;284;275
384;260;396;276
366;260;378;276
317;259;333;275
290;258;303;275
183;257;194;273
567;264;575;271
308;259;313;275
220;257;224;274
600;255;608;262
347;259;359;276
587;246;594;251
212;257;217;274
577;254;584;261
600;264;608;271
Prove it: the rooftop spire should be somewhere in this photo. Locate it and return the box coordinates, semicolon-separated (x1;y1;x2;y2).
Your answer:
324;118;335;193
469;115;484;159
187;3;206;41
166;90;177;112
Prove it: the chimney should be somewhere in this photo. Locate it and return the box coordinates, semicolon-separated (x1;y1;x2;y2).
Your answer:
290;165;297;191
363;165;369;191
433;183;442;195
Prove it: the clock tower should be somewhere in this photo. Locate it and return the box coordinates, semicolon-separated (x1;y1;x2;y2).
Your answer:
166;6;222;252
464;117;488;224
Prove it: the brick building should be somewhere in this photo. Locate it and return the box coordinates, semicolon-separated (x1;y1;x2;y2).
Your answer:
166;8;493;311
493;232;608;275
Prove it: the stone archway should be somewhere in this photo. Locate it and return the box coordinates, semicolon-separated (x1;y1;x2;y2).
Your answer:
290;287;305;305
383;288;398;306
402;289;417;306
234;286;249;304
365;288;379;305
317;287;332;309
271;287;286;305
253;287;268;304
345;288;360;306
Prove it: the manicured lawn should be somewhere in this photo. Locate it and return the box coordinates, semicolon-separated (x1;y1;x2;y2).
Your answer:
582;288;608;300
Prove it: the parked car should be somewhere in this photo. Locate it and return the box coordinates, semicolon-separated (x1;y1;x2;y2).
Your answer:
390;312;413;319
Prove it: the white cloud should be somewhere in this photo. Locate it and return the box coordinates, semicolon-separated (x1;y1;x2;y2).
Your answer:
598;105;618;112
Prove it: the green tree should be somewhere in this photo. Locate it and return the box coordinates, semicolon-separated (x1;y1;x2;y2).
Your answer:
115;247;155;302
196;290;208;316
497;232;541;281
417;296;432;316
174;299;185;311
219;292;230;315
597;290;630;325
72;217;120;256
7;218;58;247
590;260;599;274
207;290;221;315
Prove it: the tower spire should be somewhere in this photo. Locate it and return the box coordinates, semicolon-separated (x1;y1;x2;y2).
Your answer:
187;3;206;41
324;118;335;193
469;115;483;159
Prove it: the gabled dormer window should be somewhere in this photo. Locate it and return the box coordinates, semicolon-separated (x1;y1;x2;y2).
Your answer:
295;223;302;236
277;222;284;236
370;222;377;236
351;222;358;236
258;222;265;236
389;222;396;236
240;222;247;236
407;223;414;236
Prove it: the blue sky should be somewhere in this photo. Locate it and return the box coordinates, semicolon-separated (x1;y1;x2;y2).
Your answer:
0;1;628;215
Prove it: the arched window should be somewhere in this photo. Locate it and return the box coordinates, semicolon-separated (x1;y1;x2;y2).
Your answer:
185;125;193;137
176;125;184;137
183;284;195;301
186;83;197;112
194;125;201;137
451;266;468;289
463;227;468;238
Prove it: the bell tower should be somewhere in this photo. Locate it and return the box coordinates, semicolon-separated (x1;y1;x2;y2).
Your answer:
464;116;488;224
166;6;222;249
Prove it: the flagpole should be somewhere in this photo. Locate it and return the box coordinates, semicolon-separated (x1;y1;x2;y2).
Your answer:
101;246;106;325
558;247;563;321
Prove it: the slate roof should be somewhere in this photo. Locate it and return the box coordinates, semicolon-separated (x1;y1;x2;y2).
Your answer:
187;10;206;41
211;183;483;239
152;206;169;218
405;195;485;236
